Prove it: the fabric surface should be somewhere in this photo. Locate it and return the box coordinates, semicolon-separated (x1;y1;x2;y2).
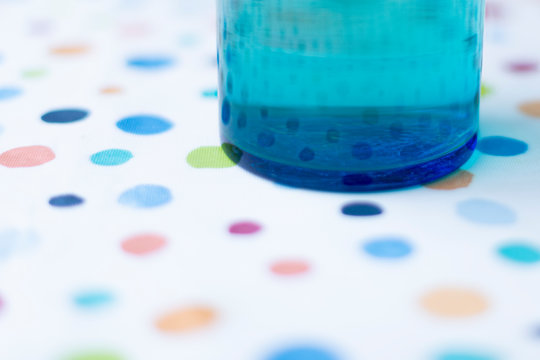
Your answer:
0;0;539;359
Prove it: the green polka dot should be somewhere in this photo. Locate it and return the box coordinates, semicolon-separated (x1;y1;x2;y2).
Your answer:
22;69;47;79
480;83;493;98
187;144;241;168
63;351;124;360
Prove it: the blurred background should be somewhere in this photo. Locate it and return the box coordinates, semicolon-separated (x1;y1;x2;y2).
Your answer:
0;0;540;359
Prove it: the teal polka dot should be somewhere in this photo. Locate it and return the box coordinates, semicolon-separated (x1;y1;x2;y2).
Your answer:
91;149;133;166
498;243;540;264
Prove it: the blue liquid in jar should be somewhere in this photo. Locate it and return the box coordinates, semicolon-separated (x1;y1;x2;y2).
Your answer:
217;0;484;191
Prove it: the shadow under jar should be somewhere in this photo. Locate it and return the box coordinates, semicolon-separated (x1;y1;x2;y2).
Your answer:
217;0;485;191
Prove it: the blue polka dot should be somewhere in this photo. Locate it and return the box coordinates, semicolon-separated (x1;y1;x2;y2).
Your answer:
202;89;218;98
532;325;540;338
498;243;540;264
91;149;133;166
126;55;174;69
267;346;339;360
352;142;373;160
116;115;172;135
363;237;412;259
342;174;373;186
118;185;172;208
477;136;528;156
221;100;231;125
299;147;315;161
237;112;247;128
457;198;516;225
41;108;89;123
257;131;275;147
0;87;22;101
74;291;114;308
341;202;383;216
287;119;300;132
0;229;38;260
437;351;497;360
49;194;84;207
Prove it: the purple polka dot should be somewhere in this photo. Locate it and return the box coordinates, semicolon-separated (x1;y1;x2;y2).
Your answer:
229;221;262;235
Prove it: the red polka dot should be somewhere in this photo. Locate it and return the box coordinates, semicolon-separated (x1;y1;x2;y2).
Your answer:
270;260;310;276
0;145;55;168
228;221;262;235
121;233;167;255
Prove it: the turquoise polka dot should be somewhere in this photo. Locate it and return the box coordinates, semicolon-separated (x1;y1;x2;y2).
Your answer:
363;237;412;259
0;87;22;101
74;291;114;308
437;351;497;360
118;184;172;208
202;89;218;98
267;346;339;360
457;199;516;225
116;115;172;135
498;243;540;264
91;149;133;166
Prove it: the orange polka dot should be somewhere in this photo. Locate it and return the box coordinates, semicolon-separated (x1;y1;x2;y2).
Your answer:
519;100;540;118
424;170;474;190
0;145;55;168
100;86;123;94
155;306;216;333
121;234;166;255
421;287;488;317
271;260;310;276
50;45;89;55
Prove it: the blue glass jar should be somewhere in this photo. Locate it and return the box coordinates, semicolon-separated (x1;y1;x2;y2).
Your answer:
217;0;485;191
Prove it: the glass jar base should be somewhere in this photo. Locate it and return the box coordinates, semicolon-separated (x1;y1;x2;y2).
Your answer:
221;133;477;192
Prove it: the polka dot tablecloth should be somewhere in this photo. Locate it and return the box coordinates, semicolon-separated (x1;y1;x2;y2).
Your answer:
1;0;540;359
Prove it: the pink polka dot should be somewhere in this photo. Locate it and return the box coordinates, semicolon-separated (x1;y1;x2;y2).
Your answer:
270;260;310;276
0;296;4;313
507;61;537;73
228;221;262;235
0;145;55;168
121;23;151;37
485;3;504;20
121;233;167;255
